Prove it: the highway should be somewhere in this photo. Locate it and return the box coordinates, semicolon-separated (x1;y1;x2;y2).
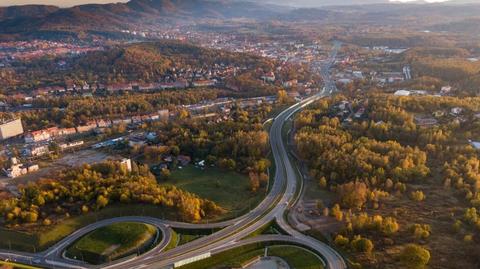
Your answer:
0;43;345;269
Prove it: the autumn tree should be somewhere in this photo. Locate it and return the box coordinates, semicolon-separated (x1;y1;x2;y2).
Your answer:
337;182;368;209
277;90;289;104
400;244;431;269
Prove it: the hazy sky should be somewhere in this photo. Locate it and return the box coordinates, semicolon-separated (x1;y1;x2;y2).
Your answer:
0;0;456;7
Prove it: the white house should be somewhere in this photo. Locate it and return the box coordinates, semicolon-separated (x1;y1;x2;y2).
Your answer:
394;90;411;96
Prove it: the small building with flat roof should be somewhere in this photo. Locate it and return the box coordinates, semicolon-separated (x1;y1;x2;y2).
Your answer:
0;118;24;140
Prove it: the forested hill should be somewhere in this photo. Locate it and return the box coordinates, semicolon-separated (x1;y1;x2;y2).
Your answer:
0;5;59;21
1;40;274;92
0;0;282;40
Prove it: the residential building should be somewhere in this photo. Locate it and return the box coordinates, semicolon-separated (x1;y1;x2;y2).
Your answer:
283;79;298;88
415;117;438;127
3;158;39;178
96;119;112;128
76;121;97;133
58;128;77;136
192;80;216;87
25;127;58;143
106;83;133;92
394;90;411;96
451;107;463;115
262;72;276;82
158;80;188;89
59;141;84;151
23;145;49;157
441;86;452;94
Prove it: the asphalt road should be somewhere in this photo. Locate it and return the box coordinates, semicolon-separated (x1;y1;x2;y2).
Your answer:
0;43;345;269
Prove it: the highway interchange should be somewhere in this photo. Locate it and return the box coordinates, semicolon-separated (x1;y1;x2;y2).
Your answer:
0;43;345;269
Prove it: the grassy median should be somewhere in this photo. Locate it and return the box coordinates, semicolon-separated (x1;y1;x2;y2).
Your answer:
65;222;157;265
178;244;324;269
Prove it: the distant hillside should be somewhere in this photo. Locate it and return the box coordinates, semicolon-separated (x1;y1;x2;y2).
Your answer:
301;3;480;27
260;0;388;7
0;0;282;39
431;18;480;34
0;5;59;21
2;0;480;40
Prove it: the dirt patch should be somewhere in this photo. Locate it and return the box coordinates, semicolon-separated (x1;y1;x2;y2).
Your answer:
11;149;121;185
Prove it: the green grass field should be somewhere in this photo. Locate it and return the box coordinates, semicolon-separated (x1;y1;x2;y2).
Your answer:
177;234;203;245
167;165;265;221
163;230;179;252
178;244;324;269
268;246;324;269
173;227;218;246
65;222;157;264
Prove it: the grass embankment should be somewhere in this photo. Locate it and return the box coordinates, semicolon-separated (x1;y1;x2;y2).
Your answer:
245;220;287;239
163;230;179;252
0;261;40;269
0;204;174;253
173;227;218;246
65;222;157;265
167;165;265;221
178;244;324;269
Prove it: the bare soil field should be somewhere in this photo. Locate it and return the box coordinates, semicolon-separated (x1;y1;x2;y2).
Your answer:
10;149;120;185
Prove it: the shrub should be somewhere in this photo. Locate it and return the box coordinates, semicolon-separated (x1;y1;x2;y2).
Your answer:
410;224;431;240
410;190;426;202
350;235;374;254
452;220;462;233
334;234;349;247
400;244;430;269
463;234;474;243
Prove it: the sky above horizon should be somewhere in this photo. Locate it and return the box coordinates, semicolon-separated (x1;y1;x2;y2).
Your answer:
1;0;128;7
0;0;456;7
